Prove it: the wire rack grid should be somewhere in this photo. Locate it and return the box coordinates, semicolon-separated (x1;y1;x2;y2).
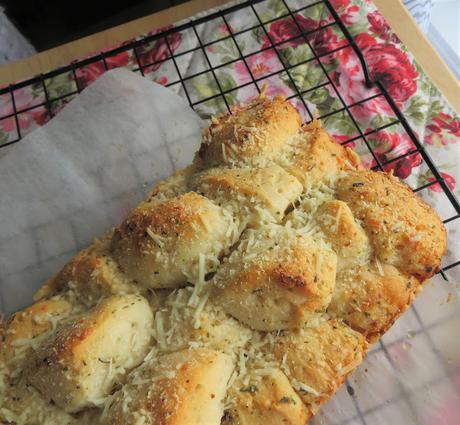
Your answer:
0;1;459;424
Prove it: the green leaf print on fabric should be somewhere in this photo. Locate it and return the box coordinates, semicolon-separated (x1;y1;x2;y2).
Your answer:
278;45;314;67
371;113;397;129
252;27;264;45
44;72;77;101
257;0;289;23
209;39;240;58
428;99;443;121
285;62;327;92
186;73;221;105
300;3;327;22
0;130;10;146
304;86;330;105
347;20;369;37
323;110;359;136
405;95;428;126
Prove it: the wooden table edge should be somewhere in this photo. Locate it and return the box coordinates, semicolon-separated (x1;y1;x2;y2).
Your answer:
0;0;458;115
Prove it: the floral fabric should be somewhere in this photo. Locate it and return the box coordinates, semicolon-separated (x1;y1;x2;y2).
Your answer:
0;0;458;276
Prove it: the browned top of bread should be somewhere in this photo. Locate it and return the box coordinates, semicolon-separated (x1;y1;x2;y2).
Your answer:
336;170;446;280
111;192;236;288
0;95;447;425
192;164;303;225
101;348;233;425
279;122;362;189
25;295;153;412
35;236;138;305
213;227;337;331
328;263;420;341
225;368;310;425
273;319;367;413
195;96;302;168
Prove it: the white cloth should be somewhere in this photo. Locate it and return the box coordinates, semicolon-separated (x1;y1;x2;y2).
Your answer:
403;0;435;32
0;7;35;66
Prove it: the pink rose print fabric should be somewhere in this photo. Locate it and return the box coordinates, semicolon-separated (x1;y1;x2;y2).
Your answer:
76;51;131;88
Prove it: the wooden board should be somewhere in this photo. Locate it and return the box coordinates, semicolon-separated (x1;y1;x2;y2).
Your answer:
0;0;458;114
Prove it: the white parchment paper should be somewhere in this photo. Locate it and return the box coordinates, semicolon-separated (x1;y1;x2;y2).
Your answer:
0;68;202;314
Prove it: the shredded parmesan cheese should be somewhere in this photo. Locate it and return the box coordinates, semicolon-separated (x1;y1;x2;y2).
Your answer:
146;227;165;247
291;379;321;397
375;257;384;276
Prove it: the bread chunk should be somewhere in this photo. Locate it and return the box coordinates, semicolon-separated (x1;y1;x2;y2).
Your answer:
273;320;367;414
1;296;74;368
278;122;362;189
315;200;371;269
26;295;153;412
0;380;85;425
336;170;447;280
145;167;193;205
35;236;138;305
101;348;233;425
226;369;310;425
195;96;301;168
111;192;237;288
213;226;337;331
192;165;302;225
328;263;420;341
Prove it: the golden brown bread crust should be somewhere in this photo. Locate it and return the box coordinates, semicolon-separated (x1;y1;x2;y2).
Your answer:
192;165;303;225
336;170;447;280
315;200;371;270
111;192;236;288
34;171;193;302
1;96;447;425
273;320;367;415
278;122;362;189
195;96;302;168
145;166;193;204
328;263;420;341
1;296;74;369
101;348;233;425
213;227;337;331
0;381;85;425
226;369;310;425
25;295;153;412
34;236;138;305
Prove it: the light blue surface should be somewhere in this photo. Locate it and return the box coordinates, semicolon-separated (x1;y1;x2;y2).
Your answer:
404;0;460;79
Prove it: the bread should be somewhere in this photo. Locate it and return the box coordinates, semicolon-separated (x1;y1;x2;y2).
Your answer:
35;236;140;305
0;95;447;424
224;368;309;425
101;348;233;425
191;165;303;226
25;294;153;412
195;96;302;168
328;264;419;341
213;226;337;331
111;192;238;288
336;170;446;280
272;320;367;415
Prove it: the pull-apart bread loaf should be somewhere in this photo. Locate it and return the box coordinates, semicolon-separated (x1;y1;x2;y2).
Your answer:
0;95;446;424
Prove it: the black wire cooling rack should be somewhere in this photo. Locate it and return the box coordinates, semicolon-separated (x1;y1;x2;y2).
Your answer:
0;2;459;421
